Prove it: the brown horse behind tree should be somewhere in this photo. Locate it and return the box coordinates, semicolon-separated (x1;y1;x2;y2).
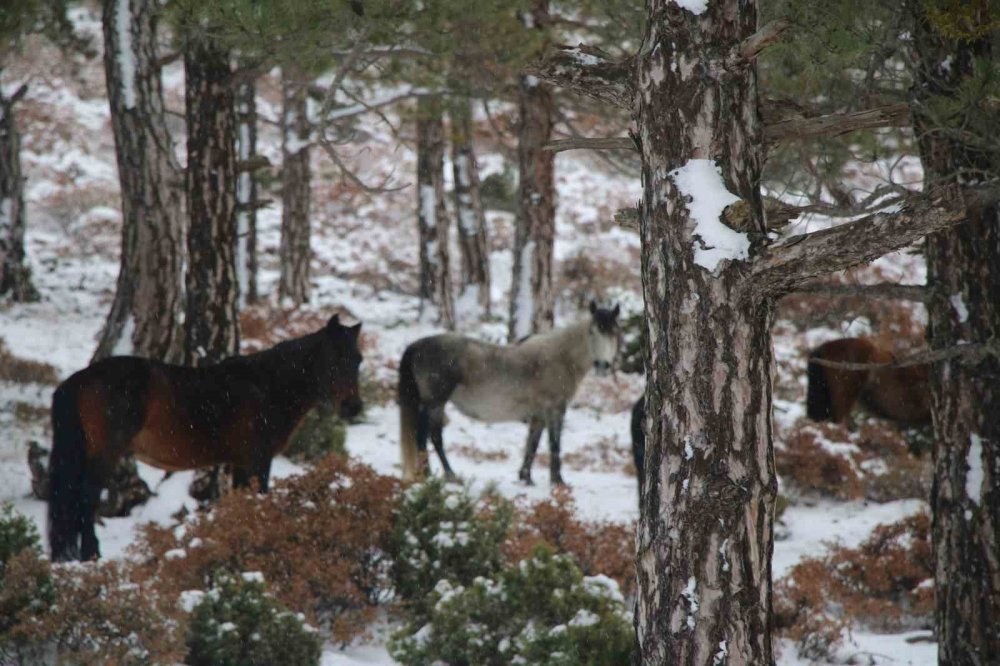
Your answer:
806;337;930;424
48;315;363;562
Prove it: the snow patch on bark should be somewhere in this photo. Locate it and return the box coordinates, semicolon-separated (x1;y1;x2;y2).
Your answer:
673;0;708;14
113;315;136;356
949;293;969;323
114;0;137;110
420;184;437;230
669;159;748;272
966;433;984;506
513;240;536;340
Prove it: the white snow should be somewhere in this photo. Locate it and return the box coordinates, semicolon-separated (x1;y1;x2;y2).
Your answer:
512;240;535;340
966;433;984;506
112;315;135;356
673;0;708;15
950;293;969;323
669;159;749;272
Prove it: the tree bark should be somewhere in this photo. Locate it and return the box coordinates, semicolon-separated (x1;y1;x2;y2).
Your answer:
236;77;258;306
415;96;455;329
278;65;311;306
183;39;239;366
508;0;556;342
912;10;1000;664
633;2;775;664
450;97;491;321
93;0;185;362
0;80;38;303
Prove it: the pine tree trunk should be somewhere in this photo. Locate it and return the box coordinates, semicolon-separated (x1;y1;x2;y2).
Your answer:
912;14;1000;664
450;98;491;321
508;0;555;342
0;80;38;303
236;78;258;306
416;96;454;329
183;39;239;366
633;2;775;664
278;65;310;306
93;0;185;362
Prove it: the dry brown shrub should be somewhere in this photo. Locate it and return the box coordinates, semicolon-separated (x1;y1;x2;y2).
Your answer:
557;252;640;310
132;456;399;644
774;513;933;658
449;443;510;463
2;552;185;665
777;424;864;500
535;436;631;475
0;341;60;385
504;488;636;598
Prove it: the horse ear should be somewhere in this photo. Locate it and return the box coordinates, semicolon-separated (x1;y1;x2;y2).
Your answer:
326;314;341;330
589;300;598;316
612;304;620;319
349;322;362;340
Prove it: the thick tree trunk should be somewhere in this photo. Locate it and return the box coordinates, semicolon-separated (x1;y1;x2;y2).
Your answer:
450;98;491;321
278;65;311;306
0;80;38;303
912;14;1000;664
93;0;185;362
633;2;775;665
236;78;258;306
183;40;239;366
508;4;556;342
416;96;454;329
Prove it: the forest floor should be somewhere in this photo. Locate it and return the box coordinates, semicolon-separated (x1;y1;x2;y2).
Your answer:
0;6;937;665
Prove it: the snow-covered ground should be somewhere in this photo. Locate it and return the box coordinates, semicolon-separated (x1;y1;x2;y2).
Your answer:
0;7;936;665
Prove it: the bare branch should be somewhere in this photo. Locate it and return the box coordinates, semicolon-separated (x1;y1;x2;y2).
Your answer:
235;198;273;213
735;19;792;62
236;154;272;172
616;207;639;231
527;44;633;109
544;136;636;153
764;102;911;144
809;340;1000;370
791;282;929;301
316;137;407;195
750;184;1000;296
8;83;29;105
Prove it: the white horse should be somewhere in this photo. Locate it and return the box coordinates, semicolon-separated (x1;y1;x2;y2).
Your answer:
397;302;620;485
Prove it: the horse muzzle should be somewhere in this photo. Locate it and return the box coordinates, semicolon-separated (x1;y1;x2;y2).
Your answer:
339;397;364;421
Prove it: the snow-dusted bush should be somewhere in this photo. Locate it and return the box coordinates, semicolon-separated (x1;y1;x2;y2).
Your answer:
775;512;934;659
185;573;321;666
2;559;184;665
389;478;513;620
134;455;399;643
389;545;633;666
0;503;54;660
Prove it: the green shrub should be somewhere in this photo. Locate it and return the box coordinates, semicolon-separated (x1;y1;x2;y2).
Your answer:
389;479;513;620
389;546;634;666
0;503;41;580
284;404;348;462
0;503;53;642
185;573;321;666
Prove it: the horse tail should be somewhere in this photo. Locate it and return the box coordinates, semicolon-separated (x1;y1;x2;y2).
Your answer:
398;346;424;482
806;352;833;421
48;379;87;562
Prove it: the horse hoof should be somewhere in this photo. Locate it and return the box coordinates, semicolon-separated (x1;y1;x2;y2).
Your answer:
551;477;567;487
519;473;534;486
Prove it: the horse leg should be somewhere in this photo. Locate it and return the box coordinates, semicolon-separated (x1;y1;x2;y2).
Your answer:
547;407;566;486
427;406;456;480
518;416;545;485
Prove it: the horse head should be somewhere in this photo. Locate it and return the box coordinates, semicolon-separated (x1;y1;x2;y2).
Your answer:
587;300;620;377
320;314;364;420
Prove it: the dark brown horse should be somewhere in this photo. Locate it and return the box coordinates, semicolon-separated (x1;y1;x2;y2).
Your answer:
806;337;930;424
48;315;363;562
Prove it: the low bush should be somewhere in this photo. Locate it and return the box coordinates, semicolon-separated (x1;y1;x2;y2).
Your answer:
283;404;347;462
389;545;633;666
185;572;321;666
777;424;864;500
134;455;399;643
774;513;933;659
0;340;59;385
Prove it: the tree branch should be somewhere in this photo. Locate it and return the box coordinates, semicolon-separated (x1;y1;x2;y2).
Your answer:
236;154;272;172
527;44;633;109
808;340;1000;370
791;281;929;301
763;102;911;144
751;185;1000;297
544;136;636;153
734;19;792;62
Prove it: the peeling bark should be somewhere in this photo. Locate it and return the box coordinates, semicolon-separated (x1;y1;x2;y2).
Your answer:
912;9;1000;663
450;98;491;320
279;65;311;305
93;0;185;363
633;2;775;664
416;96;454;329
183;38;239;366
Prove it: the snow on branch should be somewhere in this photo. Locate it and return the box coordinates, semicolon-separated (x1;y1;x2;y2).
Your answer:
527;44;633;109
750;184;1000;297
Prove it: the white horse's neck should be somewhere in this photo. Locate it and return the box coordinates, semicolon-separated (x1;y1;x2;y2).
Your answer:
526;319;593;378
